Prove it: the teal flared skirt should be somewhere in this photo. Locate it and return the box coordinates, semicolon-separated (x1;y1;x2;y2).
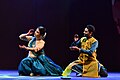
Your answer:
18;54;63;76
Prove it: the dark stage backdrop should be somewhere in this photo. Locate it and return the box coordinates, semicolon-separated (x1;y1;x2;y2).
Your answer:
0;0;119;72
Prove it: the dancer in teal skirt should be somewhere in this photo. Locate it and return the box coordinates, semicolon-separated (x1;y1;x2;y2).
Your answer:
18;26;63;76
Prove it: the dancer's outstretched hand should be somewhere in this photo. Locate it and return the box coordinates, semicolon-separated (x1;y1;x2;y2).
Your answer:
19;45;27;50
69;46;80;51
27;29;34;35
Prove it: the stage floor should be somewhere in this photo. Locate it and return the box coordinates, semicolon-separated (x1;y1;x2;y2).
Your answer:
0;70;119;80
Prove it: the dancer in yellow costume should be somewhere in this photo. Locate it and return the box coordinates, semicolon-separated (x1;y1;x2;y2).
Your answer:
62;25;108;78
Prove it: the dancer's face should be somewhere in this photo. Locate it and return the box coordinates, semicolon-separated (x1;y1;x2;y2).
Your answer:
34;28;40;38
83;28;92;38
